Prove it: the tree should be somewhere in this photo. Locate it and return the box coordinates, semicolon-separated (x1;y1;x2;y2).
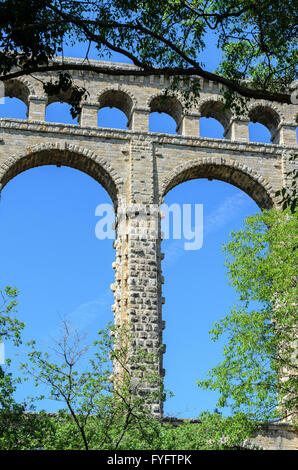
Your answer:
0;0;297;110
0;303;258;450
0;287;55;450
0;286;24;419
0;287;269;449
19;318;260;450
20;319;167;450
197;207;298;426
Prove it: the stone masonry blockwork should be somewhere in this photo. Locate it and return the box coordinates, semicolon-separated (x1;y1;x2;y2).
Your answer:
0;58;297;445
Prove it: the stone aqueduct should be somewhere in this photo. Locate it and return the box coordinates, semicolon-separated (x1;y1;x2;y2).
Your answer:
0;57;297;418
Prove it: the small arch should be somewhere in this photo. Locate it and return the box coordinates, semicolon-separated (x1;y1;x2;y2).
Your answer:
248;104;281;140
0;96;28;119
46;82;80;107
98;107;128;130
199;99;232;133
149;112;177;134
45;102;79;125
98;89;134;126
45;80;83;124
199;117;225;139
0;144;125;208
160;157;275;210
4;78;34;106
249;121;272;143
1;79;32;118
149;94;183;132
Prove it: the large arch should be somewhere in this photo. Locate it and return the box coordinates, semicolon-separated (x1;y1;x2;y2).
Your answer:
0;143;125;208
160;157;276;210
160;158;273;417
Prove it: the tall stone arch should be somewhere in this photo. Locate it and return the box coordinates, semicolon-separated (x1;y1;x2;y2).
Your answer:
0;141;129;372
0;142;125;207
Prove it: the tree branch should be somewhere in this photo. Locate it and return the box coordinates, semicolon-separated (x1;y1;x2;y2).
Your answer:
0;2;294;104
0;61;292;104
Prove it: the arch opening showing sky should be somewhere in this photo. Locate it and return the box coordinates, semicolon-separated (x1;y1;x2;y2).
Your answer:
162;178;260;417
98;107;128;129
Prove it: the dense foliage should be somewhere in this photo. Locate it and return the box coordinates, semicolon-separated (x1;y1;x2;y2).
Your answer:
0;0;297;108
0;302;257;450
198;208;298;425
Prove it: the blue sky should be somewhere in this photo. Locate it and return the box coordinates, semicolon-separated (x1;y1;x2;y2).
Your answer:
0;40;277;418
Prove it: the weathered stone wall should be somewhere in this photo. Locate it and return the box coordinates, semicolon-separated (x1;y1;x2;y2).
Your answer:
0;57;297;422
249;424;298;450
